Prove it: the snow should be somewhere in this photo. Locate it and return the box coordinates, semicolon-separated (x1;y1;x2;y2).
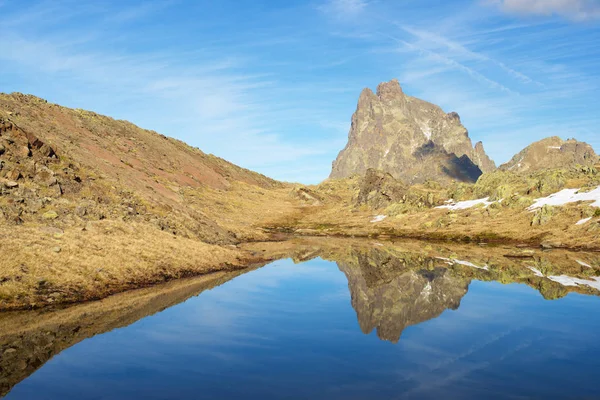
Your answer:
507;157;523;171
528;186;600;210
528;267;544;277
437;257;489;270
547;275;600;291
384;148;390;157
419;123;433;140
436;197;494;210
576;260;593;268
421;282;432;297
528;267;600;291
576;217;593;225
371;215;387;223
548;146;562;150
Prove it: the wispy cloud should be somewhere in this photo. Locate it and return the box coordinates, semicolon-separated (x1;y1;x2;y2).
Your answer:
487;0;600;21
318;0;369;19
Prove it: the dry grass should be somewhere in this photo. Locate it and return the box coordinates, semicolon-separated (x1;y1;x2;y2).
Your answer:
0;221;249;309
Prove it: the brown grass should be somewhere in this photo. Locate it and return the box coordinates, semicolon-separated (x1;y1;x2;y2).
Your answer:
0;221;249;309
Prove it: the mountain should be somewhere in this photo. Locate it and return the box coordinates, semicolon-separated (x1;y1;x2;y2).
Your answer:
500;136;599;173
330;79;495;184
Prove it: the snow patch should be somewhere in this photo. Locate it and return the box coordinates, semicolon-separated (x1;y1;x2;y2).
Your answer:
436;197;494;210
547;275;600;291
528;186;600;210
419;122;433;140
528;267;544;277
371;215;387;223
576;217;592;225
576;260;593;269
421;282;432;297
437;257;489;270
548;146;562;150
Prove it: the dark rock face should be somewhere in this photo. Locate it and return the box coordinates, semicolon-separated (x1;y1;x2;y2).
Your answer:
330;79;495;184
500;136;599;173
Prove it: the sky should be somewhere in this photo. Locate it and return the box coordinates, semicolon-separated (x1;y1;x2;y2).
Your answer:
0;0;598;184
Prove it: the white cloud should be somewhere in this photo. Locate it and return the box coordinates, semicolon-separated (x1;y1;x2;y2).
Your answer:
488;0;600;21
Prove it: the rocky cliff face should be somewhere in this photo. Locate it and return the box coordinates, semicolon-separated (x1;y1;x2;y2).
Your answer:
330;79;495;184
500;136;599;173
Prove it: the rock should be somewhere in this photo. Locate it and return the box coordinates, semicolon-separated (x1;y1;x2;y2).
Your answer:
3;348;16;355
0;142;5;155
6;169;22;181
17;145;32;158
42;210;59;220
330;79;495;184
51;246;61;253
3;180;18;189
500;137;598;174
356;169;407;209
75;205;87;217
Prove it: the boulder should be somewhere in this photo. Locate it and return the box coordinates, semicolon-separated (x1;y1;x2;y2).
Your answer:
3;180;18;189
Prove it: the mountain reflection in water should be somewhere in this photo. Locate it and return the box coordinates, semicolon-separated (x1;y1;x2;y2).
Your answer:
2;238;600;399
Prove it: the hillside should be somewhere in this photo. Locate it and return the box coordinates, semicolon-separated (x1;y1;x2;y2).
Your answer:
0;92;300;309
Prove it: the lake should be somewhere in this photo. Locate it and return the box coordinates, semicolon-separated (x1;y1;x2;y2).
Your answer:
2;238;600;399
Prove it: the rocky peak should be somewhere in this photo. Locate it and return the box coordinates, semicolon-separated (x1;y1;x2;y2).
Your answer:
330;79;495;183
446;112;461;123
376;78;404;104
500;136;598;173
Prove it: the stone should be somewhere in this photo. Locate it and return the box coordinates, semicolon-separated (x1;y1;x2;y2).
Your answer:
75;205;87;217
17;145;32;158
330;79;496;184
42;210;59;220
26;198;43;213
0;142;5;155
51;246;61;253
3;180;18;189
6;169;22;181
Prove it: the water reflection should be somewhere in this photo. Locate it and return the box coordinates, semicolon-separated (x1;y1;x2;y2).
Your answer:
2;238;600;399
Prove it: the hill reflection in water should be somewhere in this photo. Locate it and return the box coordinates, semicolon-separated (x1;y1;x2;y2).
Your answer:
2;238;600;399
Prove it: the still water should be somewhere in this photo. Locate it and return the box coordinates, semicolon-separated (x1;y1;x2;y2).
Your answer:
2;240;600;399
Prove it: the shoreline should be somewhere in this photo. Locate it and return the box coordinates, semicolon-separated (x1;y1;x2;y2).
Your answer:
2;231;599;312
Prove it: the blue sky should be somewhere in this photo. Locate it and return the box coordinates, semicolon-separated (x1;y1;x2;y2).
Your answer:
0;0;598;183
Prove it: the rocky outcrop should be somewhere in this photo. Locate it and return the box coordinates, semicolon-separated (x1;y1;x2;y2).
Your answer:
330;79;495;184
473;141;496;173
356;169;407;209
500;136;598;174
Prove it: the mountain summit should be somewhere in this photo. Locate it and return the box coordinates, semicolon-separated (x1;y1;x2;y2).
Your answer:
500;136;598;173
330;79;495;184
